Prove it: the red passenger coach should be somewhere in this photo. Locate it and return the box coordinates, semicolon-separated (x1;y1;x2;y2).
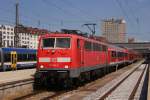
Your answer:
34;31;141;88
107;45;129;66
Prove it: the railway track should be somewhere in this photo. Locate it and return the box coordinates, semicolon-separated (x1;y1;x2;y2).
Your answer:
16;61;144;100
0;77;70;100
0;60;146;100
0;78;34;100
14;89;71;100
83;63;148;100
102;64;147;100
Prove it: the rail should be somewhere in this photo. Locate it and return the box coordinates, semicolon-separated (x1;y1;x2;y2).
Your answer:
100;64;147;100
0;78;33;91
82;61;147;100
0;78;34;100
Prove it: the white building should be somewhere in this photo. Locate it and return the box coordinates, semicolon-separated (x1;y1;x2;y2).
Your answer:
18;33;30;48
18;33;39;49
0;25;14;47
0;24;46;49
29;34;39;49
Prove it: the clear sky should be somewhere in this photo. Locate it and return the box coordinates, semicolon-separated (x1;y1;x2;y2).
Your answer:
0;0;150;41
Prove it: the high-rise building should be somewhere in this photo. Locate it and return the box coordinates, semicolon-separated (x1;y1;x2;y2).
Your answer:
128;37;135;43
101;18;126;43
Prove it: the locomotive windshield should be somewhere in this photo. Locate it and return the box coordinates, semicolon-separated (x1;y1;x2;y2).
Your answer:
42;38;55;48
42;38;70;49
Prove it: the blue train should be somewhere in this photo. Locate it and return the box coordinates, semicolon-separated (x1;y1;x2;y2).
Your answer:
0;47;37;71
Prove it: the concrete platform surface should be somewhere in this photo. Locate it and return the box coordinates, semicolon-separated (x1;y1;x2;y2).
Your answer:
0;69;36;84
147;66;150;100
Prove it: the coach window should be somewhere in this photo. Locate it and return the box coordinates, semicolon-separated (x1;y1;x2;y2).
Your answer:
27;54;30;61
121;52;123;57
118;52;122;57
18;54;21;61
93;43;97;51
96;43;99;51
33;54;36;60
22;54;28;61
26;54;29;61
77;39;80;48
102;45;107;51
4;53;11;62
117;52;120;57
28;54;33;61
125;53;127;57
93;43;99;51
0;52;1;63
85;41;92;50
111;51;116;57
98;44;102;51
28;54;31;61
29;54;36;61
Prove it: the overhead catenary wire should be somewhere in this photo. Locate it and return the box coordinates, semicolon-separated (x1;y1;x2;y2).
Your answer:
41;0;84;19
41;0;101;25
0;3;45;28
114;0;132;23
123;0;141;35
41;0;101;33
124;0;140;25
0;0;99;31
0;19;15;25
56;0;99;21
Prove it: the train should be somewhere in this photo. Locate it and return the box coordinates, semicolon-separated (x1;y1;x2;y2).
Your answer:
0;47;37;71
34;31;141;88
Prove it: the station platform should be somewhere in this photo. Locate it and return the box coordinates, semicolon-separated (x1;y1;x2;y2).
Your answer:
0;69;36;84
148;66;150;100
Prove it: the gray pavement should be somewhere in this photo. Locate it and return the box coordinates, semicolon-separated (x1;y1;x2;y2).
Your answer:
0;69;36;84
147;67;150;100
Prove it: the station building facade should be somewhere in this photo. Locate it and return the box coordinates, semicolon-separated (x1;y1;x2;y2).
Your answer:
0;25;14;47
0;24;48;49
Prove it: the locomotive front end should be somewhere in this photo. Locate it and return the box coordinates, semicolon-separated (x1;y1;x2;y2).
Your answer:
34;34;75;88
38;37;71;70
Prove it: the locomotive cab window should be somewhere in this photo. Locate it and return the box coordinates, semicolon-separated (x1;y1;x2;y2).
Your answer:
56;38;70;48
4;53;11;62
42;38;55;48
42;37;70;49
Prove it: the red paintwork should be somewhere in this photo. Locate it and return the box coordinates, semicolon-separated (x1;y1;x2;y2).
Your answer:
107;45;127;64
37;32;141;72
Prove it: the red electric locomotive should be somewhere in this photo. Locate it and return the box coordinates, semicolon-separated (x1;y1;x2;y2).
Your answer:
34;31;141;88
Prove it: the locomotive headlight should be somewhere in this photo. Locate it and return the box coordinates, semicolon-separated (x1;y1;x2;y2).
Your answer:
64;65;69;69
40;65;44;68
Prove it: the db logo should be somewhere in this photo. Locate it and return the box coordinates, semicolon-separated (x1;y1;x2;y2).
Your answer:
51;58;57;62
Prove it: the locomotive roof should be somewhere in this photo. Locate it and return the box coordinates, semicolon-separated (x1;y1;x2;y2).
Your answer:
107;44;127;52
40;32;108;45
